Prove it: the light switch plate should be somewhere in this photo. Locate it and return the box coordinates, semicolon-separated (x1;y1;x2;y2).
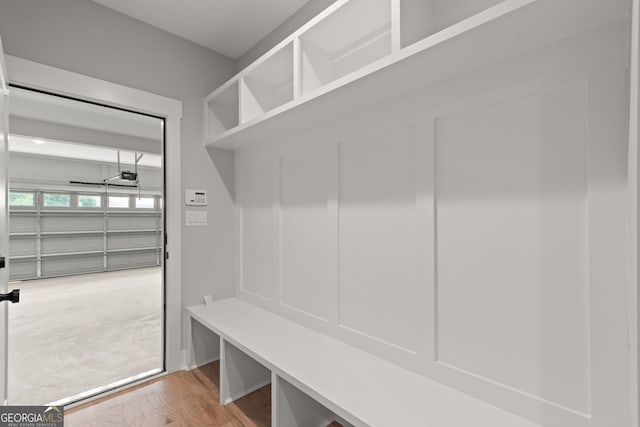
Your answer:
186;210;207;226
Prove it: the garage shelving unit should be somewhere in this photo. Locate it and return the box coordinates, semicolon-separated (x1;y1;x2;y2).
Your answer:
9;191;162;281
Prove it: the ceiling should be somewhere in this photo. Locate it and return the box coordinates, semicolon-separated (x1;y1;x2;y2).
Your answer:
92;0;311;59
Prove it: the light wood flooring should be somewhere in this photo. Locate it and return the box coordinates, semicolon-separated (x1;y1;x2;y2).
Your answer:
66;361;347;426
65;361;270;427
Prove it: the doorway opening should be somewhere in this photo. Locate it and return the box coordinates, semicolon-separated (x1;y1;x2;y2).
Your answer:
6;85;165;405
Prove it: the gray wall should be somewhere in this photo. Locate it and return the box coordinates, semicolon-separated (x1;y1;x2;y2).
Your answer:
0;0;237;320
235;0;337;72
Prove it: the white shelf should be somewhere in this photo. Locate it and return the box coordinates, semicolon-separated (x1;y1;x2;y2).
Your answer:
204;0;630;150
240;42;294;124
398;0;506;48
300;0;391;96
205;81;239;141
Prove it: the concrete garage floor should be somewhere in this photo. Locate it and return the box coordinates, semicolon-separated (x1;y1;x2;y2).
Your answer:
7;267;163;405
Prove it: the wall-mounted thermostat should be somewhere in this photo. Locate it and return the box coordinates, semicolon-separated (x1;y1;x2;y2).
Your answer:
185;189;207;206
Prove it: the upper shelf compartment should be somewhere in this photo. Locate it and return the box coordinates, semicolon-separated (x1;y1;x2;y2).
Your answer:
399;0;506;48
205;81;238;142
205;0;631;150
300;0;391;96
240;42;294;124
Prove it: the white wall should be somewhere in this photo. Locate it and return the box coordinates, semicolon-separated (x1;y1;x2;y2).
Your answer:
0;0;237;360
234;21;631;427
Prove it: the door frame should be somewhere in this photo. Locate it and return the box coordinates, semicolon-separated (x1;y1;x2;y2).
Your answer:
0;37;9;406
4;55;184;375
629;0;640;425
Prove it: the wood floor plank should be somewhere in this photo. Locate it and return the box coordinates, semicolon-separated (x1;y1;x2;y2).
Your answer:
65;361;270;427
226;386;271;427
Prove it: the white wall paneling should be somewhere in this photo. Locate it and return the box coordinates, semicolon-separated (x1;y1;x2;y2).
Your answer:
234;18;632;427
238;160;279;301
337;124;421;354
430;21;631;426
434;82;590;415
280;147;332;321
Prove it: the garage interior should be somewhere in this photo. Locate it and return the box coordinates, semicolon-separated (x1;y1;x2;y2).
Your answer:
6;87;164;405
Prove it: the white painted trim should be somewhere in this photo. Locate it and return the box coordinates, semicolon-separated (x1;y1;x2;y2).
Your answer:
0;35;8;407
62;370;167;410
629;1;640;426
4;55;184;375
0;38;7;95
390;0;402;53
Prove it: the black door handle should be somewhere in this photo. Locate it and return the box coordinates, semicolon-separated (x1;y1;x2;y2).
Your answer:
0;289;19;304
0;256;4;269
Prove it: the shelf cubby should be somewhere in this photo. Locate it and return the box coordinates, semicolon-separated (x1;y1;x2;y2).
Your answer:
205;81;239;140
240;42;294;124
188;318;221;369
300;0;392;96
399;0;506;48
220;339;271;405
274;375;354;427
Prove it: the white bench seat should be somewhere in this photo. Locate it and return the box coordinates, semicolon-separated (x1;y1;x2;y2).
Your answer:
187;297;540;427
